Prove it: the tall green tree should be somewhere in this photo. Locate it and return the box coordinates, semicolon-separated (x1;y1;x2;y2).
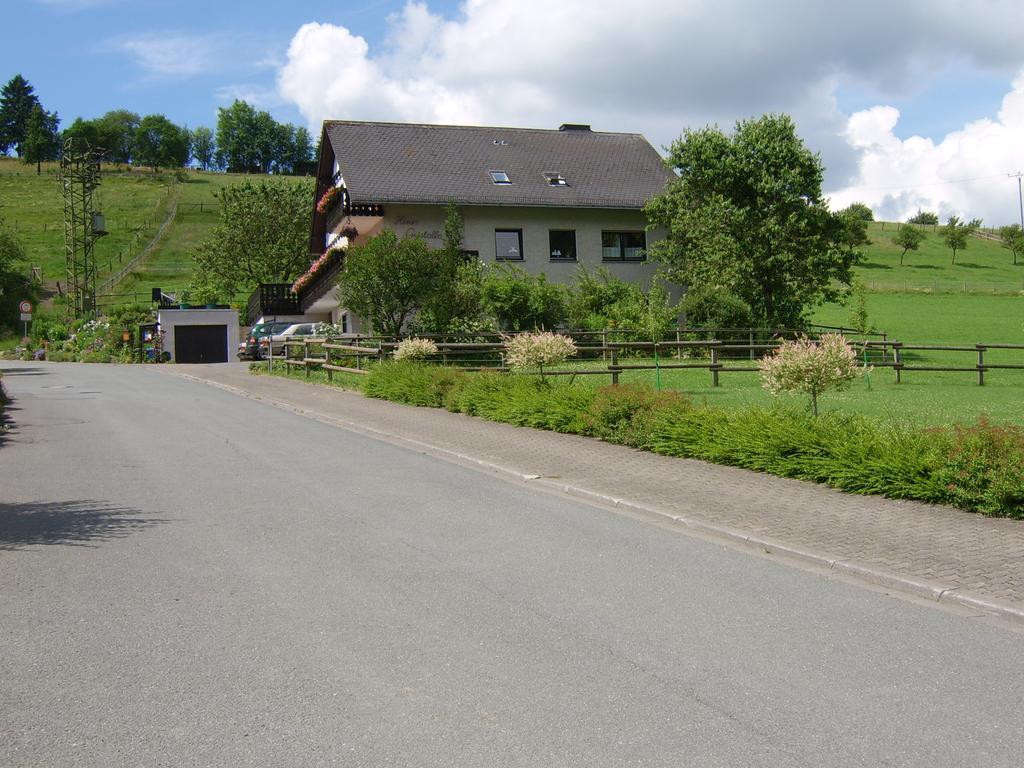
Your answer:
95;110;140;163
189;126;216;170
62;117;102;148
645;114;862;327
0;74;39;156
134;114;188;171
22;103;60;174
188;177;314;301
338;230;442;337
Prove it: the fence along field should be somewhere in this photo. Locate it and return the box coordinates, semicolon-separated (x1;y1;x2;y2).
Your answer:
266;327;1024;427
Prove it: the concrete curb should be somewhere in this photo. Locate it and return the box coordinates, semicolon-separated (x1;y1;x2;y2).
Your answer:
175;370;1024;626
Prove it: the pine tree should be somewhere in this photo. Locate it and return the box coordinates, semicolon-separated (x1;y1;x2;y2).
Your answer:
0;74;40;156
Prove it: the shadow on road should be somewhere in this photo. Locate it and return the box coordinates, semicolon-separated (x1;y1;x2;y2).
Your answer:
0;500;166;551
0;366;51;376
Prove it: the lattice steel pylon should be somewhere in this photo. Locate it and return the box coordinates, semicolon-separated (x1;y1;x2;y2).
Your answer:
61;137;104;319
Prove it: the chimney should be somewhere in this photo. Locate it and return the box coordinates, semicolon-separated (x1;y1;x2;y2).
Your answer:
558;123;591;132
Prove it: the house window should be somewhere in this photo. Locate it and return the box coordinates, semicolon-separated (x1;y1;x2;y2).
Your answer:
544;172;568;186
495;229;523;260
602;231;646;261
489;170;512;184
549;230;577;261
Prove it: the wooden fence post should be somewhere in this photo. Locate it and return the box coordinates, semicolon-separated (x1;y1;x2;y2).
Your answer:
893;343;902;384
977;344;986;386
305;339;311;378
609;348;619;386
710;342;720;387
748;329;755;361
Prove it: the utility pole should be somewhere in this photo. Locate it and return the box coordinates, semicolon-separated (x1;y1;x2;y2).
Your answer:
1011;172;1024;229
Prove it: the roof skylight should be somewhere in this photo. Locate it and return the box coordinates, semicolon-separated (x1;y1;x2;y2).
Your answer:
544;172;568;186
489;170;512;184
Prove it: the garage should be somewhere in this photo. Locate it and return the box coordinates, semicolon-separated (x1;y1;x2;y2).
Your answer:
156;307;240;364
174;324;228;363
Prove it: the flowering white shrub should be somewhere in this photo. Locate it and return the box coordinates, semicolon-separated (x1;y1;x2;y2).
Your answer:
393;337;439;362
759;333;864;415
503;331;577;376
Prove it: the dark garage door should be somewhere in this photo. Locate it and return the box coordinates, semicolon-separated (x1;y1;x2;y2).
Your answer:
175;325;228;364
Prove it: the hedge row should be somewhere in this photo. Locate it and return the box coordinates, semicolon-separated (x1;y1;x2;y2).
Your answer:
361;362;1024;519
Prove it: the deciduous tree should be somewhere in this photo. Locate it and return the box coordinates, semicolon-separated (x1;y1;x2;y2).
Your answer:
188;177;314;301
908;210;939;225
189;126;216;170
337;230;442;337
893;224;926;265
998;224;1024;266
22;103;60;174
645;114;861;328
941;215;975;264
134;114;188;171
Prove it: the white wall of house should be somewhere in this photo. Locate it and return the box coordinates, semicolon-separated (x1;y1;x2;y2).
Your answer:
339;204;664;287
325;203;671;334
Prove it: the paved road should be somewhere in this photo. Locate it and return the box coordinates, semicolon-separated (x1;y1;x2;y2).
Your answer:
1;361;1022;767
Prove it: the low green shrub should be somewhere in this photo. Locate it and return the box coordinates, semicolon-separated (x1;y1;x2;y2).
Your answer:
583;383;692;448
932;419;1024;518
446;372;595;433
363;361;464;407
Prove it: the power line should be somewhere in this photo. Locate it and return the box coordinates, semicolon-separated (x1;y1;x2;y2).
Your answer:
850;172;1009;192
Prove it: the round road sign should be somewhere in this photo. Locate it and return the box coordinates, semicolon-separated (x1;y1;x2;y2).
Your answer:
18;300;32;314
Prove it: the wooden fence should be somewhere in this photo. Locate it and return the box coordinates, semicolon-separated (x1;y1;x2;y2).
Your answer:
270;334;1024;388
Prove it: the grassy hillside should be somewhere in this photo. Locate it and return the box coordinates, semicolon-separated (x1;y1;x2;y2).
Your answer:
853;221;1024;294
0;158;172;290
0;158;252;308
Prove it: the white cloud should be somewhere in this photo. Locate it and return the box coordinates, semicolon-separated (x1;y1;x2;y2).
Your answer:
277;0;1024;222
830;74;1024;225
107;31;281;81
111;33;222;78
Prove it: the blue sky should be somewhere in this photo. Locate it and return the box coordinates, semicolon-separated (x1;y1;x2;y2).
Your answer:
4;0;1024;223
3;0;458;130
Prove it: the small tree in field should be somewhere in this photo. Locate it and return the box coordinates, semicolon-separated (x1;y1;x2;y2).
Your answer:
759;333;863;416
998;224;1024;266
893;224;926;265
941;215;976;264
503;331;577;382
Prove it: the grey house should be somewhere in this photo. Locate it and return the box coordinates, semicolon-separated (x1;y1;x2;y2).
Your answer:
300;120;675;330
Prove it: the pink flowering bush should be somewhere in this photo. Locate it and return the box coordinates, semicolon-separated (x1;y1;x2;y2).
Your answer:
759;333;864;415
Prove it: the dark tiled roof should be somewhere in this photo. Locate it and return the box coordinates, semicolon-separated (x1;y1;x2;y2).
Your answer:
323;121;674;209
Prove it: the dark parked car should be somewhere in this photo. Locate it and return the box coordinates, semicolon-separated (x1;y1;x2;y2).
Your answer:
238;321;294;360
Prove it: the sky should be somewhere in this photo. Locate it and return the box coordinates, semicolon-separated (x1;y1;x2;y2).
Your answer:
5;0;1024;225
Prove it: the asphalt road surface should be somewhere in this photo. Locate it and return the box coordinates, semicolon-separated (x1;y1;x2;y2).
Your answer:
2;361;1022;767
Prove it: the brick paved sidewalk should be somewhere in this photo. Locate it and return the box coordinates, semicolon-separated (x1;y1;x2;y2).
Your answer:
173;364;1024;622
